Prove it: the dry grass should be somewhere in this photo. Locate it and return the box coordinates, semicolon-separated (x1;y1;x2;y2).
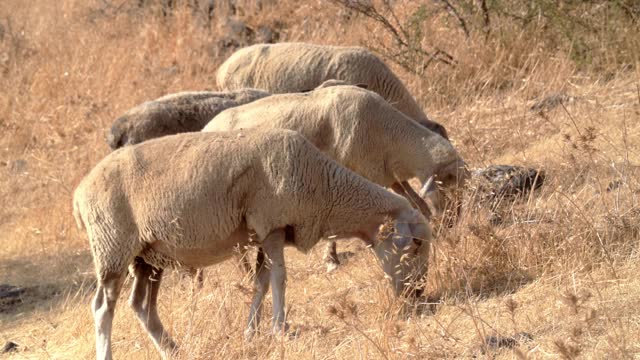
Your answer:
1;0;639;358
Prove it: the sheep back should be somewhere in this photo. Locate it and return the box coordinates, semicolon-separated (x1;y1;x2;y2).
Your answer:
206;85;458;187
107;89;271;149
74;129;410;274
216;42;448;139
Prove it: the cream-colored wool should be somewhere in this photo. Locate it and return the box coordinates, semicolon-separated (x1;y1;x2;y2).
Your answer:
105;82;374;282
106;89;270;150
216;42;449;139
205;85;467;191
74;128;430;278
74;129;430;359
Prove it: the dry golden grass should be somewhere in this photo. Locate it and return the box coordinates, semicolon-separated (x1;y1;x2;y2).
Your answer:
1;0;639;358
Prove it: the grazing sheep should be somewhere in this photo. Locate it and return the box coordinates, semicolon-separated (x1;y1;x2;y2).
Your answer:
74;129;431;360
105;82;367;283
205;85;468;270
106;89;270;150
216;42;449;139
106;89;271;284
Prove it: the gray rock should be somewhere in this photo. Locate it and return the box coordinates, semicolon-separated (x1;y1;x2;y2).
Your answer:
9;159;27;174
2;341;19;353
255;25;277;43
473;164;545;202
530;93;576;113
481;332;533;353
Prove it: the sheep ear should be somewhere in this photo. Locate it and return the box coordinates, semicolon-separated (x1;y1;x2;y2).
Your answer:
419;176;437;198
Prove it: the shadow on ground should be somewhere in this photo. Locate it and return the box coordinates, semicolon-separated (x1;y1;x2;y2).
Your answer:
0;250;95;317
415;267;534;316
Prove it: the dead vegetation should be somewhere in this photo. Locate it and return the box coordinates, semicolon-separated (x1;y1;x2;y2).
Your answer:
1;0;639;358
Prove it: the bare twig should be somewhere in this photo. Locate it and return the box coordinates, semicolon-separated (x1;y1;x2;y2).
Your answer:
381;0;409;42
478;0;490;39
329;0;456;72
434;0;470;38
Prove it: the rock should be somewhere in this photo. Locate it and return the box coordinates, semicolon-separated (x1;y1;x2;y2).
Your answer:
225;18;252;38
2;341;19;353
473;165;545;202
212;37;241;57
9;159;27;174
470;165;545;226
216;18;281;55
0;284;26;299
607;179;623;192
530;93;576;113
485;334;517;349
0;284;27;313
495;167;545;199
481;332;533;354
255;25;278;43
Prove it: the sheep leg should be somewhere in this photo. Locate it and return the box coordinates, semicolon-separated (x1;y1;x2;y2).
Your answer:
262;229;288;335
129;258;177;358
392;181;433;219
245;247;269;340
323;240;340;272
93;271;126;360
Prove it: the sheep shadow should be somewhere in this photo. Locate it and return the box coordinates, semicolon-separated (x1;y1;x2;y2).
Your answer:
414;267;534;316
0;250;96;317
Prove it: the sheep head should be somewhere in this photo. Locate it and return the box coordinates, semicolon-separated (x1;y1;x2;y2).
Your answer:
372;209;431;298
420;159;470;212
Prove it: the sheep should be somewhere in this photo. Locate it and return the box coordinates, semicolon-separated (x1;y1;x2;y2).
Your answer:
106;83;364;280
106;89;270;150
216;42;449;139
204;84;469;271
105;82;370;283
106;89;272;285
73;128;431;360
105;83;363;150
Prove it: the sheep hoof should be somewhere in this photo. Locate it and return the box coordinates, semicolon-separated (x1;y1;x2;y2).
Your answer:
326;262;339;273
286;327;300;340
161;342;180;360
244;328;257;342
272;323;298;340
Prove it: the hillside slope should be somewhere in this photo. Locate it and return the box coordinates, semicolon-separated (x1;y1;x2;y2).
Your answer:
1;1;639;358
